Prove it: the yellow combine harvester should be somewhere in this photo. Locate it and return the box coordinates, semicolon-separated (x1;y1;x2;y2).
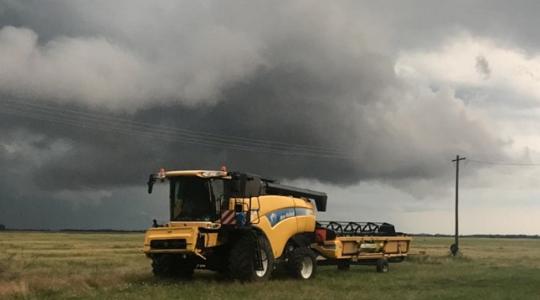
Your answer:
144;168;411;281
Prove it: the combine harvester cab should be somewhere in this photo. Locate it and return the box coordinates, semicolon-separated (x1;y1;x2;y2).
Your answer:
143;168;411;281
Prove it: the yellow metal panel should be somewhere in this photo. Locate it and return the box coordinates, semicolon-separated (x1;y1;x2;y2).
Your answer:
248;195;321;258
293;198;316;232
312;236;412;260
384;241;398;253
295;216;311;232
251;195;298;258
254;215;298;258
169;221;219;229
204;232;219;247
305;218;316;232
143;225;199;254
398;240;410;253
342;241;358;255
255;195;295;216
312;240;343;258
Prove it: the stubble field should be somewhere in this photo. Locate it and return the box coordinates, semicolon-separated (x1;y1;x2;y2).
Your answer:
0;232;539;299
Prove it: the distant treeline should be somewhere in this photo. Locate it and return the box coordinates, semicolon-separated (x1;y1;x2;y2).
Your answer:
412;233;540;239
0;227;539;239
0;228;144;233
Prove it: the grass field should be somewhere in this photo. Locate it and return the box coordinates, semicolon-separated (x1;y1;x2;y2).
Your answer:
1;232;539;299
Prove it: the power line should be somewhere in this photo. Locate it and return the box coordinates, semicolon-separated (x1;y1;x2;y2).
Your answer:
467;159;540;167
0;98;348;155
0;106;349;159
1;98;343;153
0;99;356;160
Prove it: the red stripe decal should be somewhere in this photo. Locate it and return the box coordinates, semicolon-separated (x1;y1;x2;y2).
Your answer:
221;210;236;224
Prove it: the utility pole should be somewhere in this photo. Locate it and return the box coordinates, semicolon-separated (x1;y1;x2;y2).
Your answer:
450;155;466;256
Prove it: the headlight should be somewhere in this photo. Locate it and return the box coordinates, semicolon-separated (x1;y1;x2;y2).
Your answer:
157;168;166;180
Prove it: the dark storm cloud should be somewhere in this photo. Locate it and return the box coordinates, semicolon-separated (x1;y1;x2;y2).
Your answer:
1;63;502;189
0;0;521;229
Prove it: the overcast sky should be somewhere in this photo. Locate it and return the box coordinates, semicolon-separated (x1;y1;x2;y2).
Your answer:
1;1;540;234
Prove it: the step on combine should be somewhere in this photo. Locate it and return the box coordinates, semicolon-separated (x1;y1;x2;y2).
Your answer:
144;168;411;281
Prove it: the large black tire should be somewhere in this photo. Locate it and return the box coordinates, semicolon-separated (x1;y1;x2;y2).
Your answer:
228;233;274;281
287;247;317;280
206;247;230;277
151;254;196;278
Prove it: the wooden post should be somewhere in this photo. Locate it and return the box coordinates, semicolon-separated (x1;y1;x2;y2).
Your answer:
450;155;466;256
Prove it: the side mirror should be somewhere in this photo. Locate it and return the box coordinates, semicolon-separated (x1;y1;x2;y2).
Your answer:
147;174;155;194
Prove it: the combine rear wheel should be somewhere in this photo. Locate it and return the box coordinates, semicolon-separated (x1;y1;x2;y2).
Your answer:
288;247;317;280
228;233;274;281
151;254;196;278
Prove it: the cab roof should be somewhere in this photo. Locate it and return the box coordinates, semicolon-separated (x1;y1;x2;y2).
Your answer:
150;169;327;211
163;170;227;178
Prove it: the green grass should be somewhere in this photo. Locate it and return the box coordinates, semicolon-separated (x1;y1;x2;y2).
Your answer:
1;232;539;299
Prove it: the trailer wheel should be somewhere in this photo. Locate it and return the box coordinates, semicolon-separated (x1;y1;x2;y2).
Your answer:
376;259;389;273
151;254;196;278
288;247;317;280
337;260;350;271
229;233;274;281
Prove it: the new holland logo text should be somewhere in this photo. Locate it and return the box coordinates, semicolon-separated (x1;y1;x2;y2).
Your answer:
266;207;313;227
